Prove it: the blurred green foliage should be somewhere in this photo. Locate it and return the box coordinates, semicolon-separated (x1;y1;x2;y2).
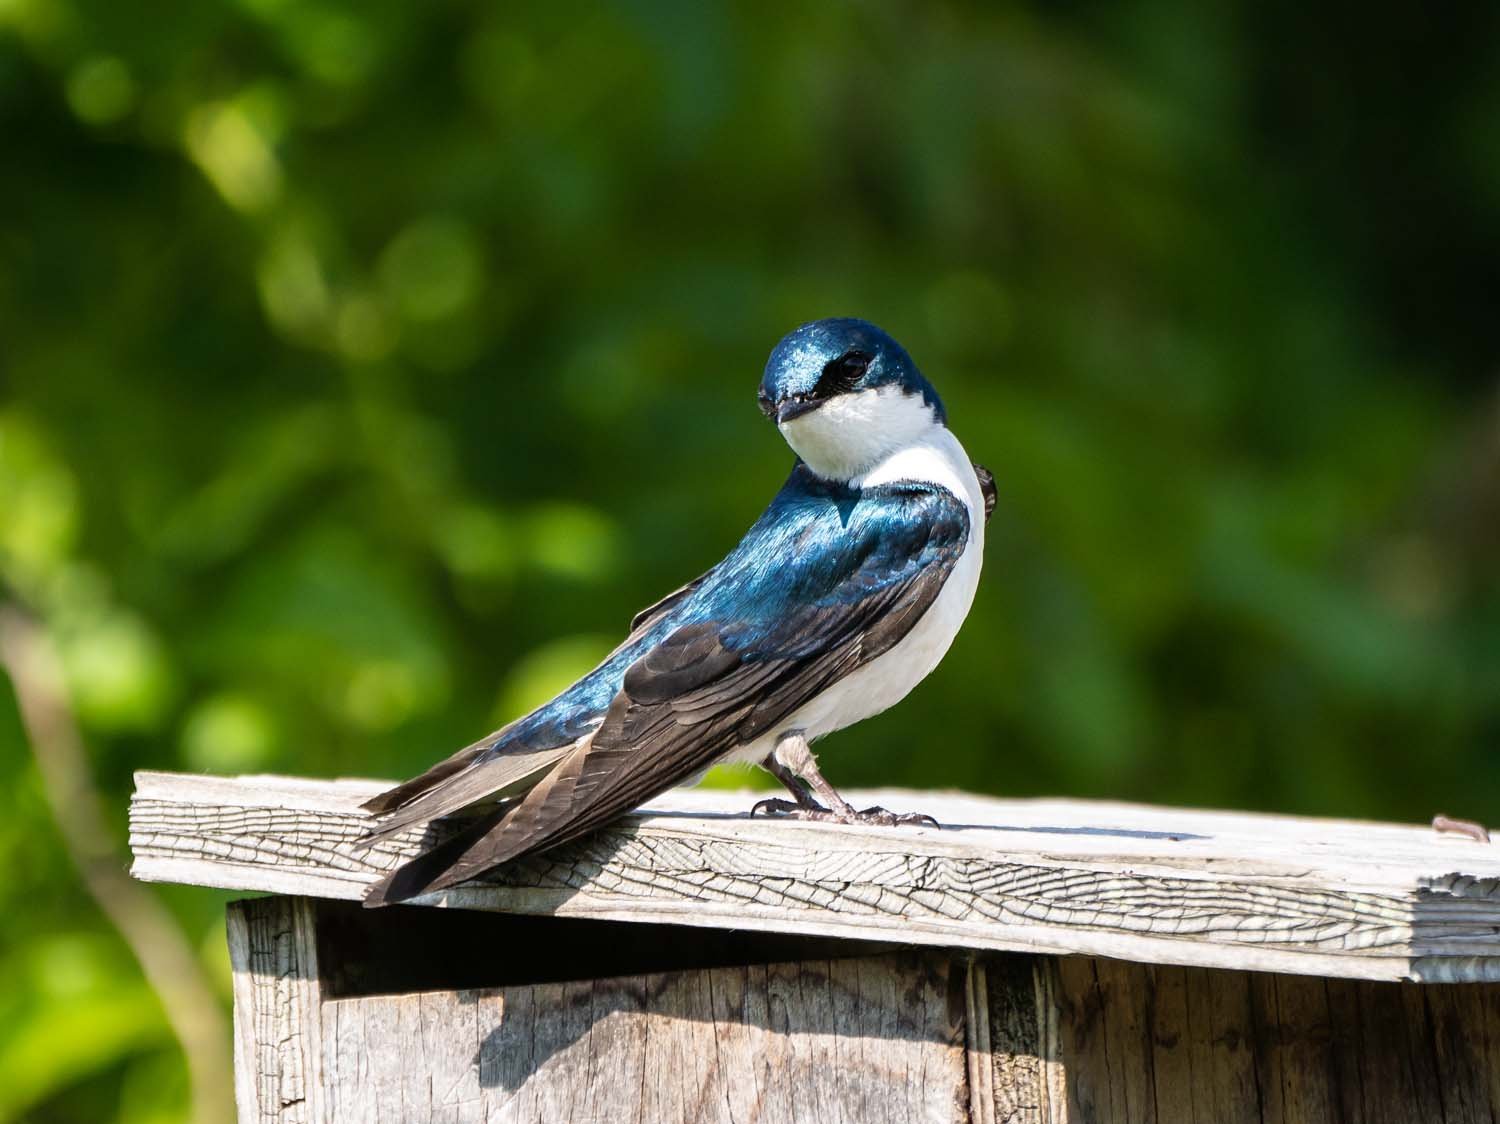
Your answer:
3;0;1500;1119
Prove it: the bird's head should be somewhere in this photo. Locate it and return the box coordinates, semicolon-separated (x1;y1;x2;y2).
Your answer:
758;318;946;481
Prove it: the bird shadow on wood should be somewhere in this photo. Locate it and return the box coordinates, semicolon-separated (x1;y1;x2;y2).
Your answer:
498;806;1211;842
467;947;965;1094
310;899;969;1096
979;823;1209;841
628;806;1210;841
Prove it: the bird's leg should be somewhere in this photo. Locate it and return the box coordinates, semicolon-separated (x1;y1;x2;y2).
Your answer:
750;732;837;817
757;748;826;811
750;731;939;828
774;731;860;816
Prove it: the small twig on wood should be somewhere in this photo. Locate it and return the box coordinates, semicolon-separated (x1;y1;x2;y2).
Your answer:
1432;813;1491;843
0;605;233;1124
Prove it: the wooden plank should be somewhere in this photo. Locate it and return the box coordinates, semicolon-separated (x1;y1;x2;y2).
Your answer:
1426;984;1494;1124
1100;958;1157;1123
1046;958;1500;1124
1257;973;1338;1124
316;951;966;1124
226;905;259;1123
1033;959;1071;1123
1146;965;1195;1124
221;893;1500;1124
1477;983;1500;1119
1202;967;1262;1124
132;771;1500;981
965;958;997;1123
971;954;1069;1124
1054;957;1107;1121
226;897;325;1123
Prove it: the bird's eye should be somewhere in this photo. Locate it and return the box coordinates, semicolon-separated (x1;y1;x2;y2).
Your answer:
815;350;873;397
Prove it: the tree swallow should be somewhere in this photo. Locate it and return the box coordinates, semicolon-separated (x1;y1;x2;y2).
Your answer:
362;318;995;906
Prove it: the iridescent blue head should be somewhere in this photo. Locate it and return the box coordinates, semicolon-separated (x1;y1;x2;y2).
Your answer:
758;318;945;427
757;319;948;481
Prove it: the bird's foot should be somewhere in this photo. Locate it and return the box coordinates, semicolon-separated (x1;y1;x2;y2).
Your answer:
750;797;938;829
851;805;941;829
750;797;829;819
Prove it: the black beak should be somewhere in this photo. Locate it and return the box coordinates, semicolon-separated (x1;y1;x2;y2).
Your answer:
776;397;824;424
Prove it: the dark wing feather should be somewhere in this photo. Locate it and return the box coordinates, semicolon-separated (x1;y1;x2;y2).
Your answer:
360;740;480;816
364;479;970;905
357;737;581;845
972;463;997;521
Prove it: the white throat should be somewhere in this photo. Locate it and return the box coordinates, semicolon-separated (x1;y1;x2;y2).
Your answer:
712;382;986;763
778;384;941;482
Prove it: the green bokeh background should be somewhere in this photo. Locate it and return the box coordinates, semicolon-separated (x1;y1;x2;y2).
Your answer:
3;1;1499;1119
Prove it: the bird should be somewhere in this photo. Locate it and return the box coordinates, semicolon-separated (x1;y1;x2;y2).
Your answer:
361;317;995;907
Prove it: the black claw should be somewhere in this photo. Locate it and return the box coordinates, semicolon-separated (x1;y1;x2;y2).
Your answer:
751;800;843;823
894;812;941;828
751;797;800;817
751;797;840;820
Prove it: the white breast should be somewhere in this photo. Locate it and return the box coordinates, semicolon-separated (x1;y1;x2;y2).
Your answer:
719;425;985;765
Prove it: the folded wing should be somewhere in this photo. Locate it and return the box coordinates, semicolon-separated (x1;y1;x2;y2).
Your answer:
364;472;970;905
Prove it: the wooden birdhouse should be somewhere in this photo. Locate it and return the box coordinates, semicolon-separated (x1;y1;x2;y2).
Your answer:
129;772;1500;1123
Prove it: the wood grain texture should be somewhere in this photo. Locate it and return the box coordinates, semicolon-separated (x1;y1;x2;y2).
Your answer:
221;893;1500;1124
970;955;1068;1124
131;771;1500;982
316;952;967;1124
1045;956;1500;1124
227;897;325;1123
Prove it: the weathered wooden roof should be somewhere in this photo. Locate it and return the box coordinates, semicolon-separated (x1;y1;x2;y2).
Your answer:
128;771;1500;983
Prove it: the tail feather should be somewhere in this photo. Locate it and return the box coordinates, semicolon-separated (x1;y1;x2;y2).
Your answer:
364;726;665;907
362;806;511;907
360;730;505;815
362;739;597;907
360;743;576;846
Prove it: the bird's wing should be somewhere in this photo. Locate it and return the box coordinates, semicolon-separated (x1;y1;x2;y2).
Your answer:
356;731;580;845
972;462;997;521
364;477;971;905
